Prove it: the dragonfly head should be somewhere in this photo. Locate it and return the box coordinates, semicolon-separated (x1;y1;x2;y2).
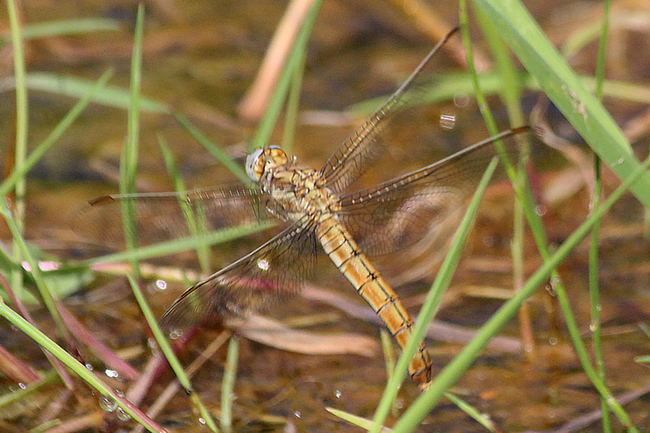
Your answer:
246;145;289;182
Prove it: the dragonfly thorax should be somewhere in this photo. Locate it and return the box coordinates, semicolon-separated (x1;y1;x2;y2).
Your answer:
276;172;340;223
246;146;341;222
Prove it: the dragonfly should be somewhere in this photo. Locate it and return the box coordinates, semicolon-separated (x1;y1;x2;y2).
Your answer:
74;28;529;388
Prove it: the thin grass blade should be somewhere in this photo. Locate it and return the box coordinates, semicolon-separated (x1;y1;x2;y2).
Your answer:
127;275;219;432
472;0;650;208
20;18;121;39
370;155;502;432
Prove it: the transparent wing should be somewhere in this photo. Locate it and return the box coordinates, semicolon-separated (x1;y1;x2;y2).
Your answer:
320;28;459;193
71;185;273;248
159;217;319;333
338;128;528;257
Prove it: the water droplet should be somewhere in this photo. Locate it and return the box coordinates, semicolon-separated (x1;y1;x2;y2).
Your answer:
169;329;183;340
453;93;469;108
589;322;597;332
99;395;118;413
85;364;94;371
117;407;131;421
257;259;270;271
147;338;158;351
545;284;556;296
155;279;167;291
548;337;558;346
611;157;625;167
440;113;456;130
335;390;342;399
535;205;547;216
18;383;26;390
294;411;301;419
105;369;119;378
198;418;206;425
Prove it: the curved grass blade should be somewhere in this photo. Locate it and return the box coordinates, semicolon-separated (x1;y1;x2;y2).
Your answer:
472;0;650;209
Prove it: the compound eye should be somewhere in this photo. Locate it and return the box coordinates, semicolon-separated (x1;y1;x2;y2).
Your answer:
245;148;264;182
267;145;288;165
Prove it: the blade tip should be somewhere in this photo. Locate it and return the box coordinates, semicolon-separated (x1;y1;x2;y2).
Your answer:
88;195;115;206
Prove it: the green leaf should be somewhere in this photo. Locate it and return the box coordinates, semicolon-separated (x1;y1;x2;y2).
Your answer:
472;0;650;209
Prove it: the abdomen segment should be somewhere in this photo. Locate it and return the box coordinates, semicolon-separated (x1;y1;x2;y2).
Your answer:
317;216;431;387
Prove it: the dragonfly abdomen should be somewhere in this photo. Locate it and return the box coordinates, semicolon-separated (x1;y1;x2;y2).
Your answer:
317;216;432;387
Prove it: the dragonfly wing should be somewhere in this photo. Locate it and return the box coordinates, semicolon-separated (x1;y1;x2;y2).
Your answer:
159;217;319;334
71;184;273;248
338;128;526;256
320;29;459;193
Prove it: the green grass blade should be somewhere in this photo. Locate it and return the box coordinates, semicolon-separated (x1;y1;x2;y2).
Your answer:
120;4;144;275
473;0;535;352
82;222;274;266
0;297;166;432
350;72;650;117
12;70;648;119
327;407;391;432
379;330;397;389
20;18;121;39
1;73;169;112
0;69;114;197
370;156;501;433
575;76;650;104
472;0;650;209
172;112;249;183
348;72;505;116
591;2;611;431
0;200;73;351
122;5;144;196
390;155;650;433
220;336;239;432
0;370;58;409
638;323;650;339
280;33;308;154
475;8;525;126
6;0;28;302
128;275;219;432
157;133;212;273
379;329;399;417
248;0;323;151
444;392;498;432
466;3;638;431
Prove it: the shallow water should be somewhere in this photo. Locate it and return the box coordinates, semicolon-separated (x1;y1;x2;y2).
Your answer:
1;0;650;432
